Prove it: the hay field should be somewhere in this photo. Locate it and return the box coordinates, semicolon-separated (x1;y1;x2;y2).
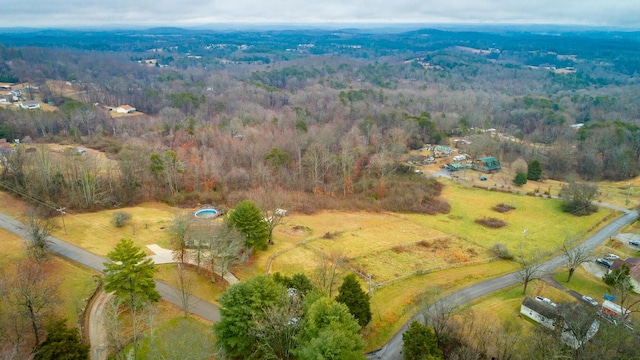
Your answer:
269;181;614;287
53;202;179;256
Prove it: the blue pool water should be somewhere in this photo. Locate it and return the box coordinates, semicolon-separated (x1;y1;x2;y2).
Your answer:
194;209;218;218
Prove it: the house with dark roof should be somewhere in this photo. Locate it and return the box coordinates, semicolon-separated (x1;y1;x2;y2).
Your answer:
521;297;599;349
472;156;501;173
521;296;557;329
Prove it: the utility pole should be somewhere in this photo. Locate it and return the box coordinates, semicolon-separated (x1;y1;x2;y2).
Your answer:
57;207;67;235
626;182;632;206
521;228;528;259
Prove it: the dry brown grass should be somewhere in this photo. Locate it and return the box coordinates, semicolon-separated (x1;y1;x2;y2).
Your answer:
0;228;26;267
52;202;179;256
154;263;226;305
363;260;519;351
0;219;98;327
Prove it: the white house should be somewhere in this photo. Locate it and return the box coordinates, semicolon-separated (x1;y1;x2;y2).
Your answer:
521;297;600;349
521;296;557;329
116;105;136;114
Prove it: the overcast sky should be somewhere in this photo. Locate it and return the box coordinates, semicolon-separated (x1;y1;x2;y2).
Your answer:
3;0;639;29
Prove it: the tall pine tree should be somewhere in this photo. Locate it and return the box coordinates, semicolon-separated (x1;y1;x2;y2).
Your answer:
335;273;372;327
527;160;542;181
103;238;160;305
227;200;269;251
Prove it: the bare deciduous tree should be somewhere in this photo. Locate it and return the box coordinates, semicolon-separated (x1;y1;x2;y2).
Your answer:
420;287;462;348
0;259;60;349
517;251;547;295
174;264;194;317
25;212;54;261
199;221;246;283
313;251;345;297
251;292;303;359
169;213;194;264
561;237;592;282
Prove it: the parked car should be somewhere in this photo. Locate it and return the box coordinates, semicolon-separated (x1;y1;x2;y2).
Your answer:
581;295;598;307
535;296;557;307
480;176;487;181
603;254;620;261
595;258;612;268
629;240;640;246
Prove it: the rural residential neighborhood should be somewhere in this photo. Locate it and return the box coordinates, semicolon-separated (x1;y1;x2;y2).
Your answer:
1;18;640;360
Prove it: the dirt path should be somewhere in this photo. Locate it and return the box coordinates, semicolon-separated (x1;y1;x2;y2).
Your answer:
89;291;114;360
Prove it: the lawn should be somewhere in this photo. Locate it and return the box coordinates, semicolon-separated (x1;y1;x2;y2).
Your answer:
49;202;180;256
55;259;99;325
0;218;98;328
136;315;215;359
363;260;519;351
154;263;226;305
406;180;615;256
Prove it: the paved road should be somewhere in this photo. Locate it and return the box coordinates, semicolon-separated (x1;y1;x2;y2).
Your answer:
0;212;221;322
367;209;638;360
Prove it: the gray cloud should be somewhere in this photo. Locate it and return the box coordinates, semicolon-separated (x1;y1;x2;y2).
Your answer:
3;0;639;28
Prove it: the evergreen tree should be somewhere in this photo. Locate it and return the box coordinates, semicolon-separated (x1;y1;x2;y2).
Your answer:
273;272;314;296
214;275;285;359
402;321;443;360
335;273;372;327
295;296;365;360
227;200;269;251
35;318;90;360
527;160;542;181
103;238;160;305
513;172;528;186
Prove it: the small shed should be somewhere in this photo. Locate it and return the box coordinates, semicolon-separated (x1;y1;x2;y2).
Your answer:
473;156;502;173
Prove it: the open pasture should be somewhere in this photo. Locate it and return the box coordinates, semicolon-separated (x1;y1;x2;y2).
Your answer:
52;202;178;256
405;181;615;255
269;181;614;287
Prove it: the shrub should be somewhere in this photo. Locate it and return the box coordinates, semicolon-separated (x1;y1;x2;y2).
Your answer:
475;217;507;228
492;203;515;213
112;211;132;227
490;243;514;260
513;172;527;186
322;231;340;239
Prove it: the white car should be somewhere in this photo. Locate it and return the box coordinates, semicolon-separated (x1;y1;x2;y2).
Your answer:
581;295;598;307
535;296;557;307
603;254;620;261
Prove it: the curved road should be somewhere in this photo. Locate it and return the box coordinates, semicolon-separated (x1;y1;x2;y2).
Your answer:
0;212;221;323
367;209;638;359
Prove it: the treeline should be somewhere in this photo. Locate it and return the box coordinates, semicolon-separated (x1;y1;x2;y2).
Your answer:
0;30;640;212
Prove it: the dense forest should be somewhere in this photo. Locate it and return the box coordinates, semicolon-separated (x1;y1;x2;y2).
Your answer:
1;27;640;213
